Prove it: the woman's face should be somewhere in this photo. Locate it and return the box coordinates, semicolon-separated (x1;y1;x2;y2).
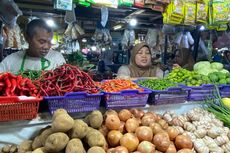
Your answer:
135;46;152;67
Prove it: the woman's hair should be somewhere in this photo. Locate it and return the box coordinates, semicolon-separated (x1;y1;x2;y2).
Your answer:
25;19;52;38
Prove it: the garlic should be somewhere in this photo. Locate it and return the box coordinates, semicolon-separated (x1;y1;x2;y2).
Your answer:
207;127;223;138
173;126;184;135
187;111;200;121
194;139;209;153
170;117;184;127
221;142;230;152
214;135;229;146
183;131;196;141
183;122;196;132
194;128;206;138
203;136;219;151
212;119;224;127
210;147;224;153
162;112;172;123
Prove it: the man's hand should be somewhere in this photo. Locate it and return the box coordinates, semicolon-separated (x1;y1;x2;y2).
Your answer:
173;64;181;69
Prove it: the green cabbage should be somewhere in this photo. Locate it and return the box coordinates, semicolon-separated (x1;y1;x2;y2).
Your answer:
211;62;224;71
193;61;211;71
197;68;216;76
220;69;229;74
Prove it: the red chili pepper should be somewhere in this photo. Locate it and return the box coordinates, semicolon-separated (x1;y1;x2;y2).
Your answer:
10;78;17;93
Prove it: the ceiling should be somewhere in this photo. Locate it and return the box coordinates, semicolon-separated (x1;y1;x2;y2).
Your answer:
14;0;163;32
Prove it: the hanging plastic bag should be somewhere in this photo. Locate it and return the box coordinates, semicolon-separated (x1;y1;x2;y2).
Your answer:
186;32;194;45
145;29;158;48
181;34;189;49
174;32;183;45
101;7;108;28
64;4;76;24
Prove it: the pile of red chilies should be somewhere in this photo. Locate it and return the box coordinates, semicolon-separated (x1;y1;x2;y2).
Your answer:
0;73;38;97
34;64;99;96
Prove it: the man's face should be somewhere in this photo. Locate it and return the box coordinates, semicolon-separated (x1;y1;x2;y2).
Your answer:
27;27;53;57
135;46;152;68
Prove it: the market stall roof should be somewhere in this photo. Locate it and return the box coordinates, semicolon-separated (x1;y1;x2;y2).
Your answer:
14;0;163;31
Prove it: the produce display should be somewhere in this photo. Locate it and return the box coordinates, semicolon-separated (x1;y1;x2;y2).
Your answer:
18;70;42;81
0;108;196;153
98;79;143;92
208;72;230;84
34;64;99;96
0;73;38;97
138;79;176;90
163;107;230;153
167;68;210;86
194;61;229;76
205;87;230;127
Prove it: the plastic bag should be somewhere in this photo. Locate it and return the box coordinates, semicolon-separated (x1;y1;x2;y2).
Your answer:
145;29;158;48
121;29;135;51
64;5;76;24
101;7;108;27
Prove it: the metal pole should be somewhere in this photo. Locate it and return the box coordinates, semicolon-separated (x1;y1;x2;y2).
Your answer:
193;26;201;62
163;34;168;65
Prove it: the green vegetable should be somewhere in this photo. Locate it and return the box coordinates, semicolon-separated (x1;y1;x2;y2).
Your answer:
18;70;42;80
138;79;176;90
204;86;230;127
193;61;211;71
211;62;224;71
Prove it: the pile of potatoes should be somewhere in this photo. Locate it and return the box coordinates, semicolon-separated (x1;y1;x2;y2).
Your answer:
0;109;106;153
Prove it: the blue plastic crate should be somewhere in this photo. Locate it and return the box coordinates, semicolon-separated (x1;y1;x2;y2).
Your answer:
180;84;216;101
103;89;151;109
148;87;189;105
44;92;103;114
219;85;230;98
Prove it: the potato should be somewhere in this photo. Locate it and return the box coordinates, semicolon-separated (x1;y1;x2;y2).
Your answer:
52;109;68;120
69;119;88;139
87;147;105;153
32;136;43;150
88;110;103;129
52;113;74;132
86;129;106;148
65;138;86;153
40;127;54;146
18;140;33;153
9;145;17;153
31;147;47;153
44;132;69;152
2;145;10;153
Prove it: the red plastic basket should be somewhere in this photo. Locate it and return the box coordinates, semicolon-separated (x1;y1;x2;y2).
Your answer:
0;96;42;121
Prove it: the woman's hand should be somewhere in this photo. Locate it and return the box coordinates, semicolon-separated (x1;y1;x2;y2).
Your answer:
173;63;181;69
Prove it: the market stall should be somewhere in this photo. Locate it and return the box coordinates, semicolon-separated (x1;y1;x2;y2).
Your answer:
0;0;230;153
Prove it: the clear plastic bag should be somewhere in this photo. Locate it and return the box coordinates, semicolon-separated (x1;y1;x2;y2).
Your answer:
145;29;158;48
101;7;108;27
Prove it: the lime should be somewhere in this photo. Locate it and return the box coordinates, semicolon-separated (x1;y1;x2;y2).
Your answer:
226;78;230;84
219;79;227;84
218;73;226;80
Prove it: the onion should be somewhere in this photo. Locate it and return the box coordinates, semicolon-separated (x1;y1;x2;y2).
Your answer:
125;118;139;133
107;130;123;147
175;135;193;150
99;124;109;137
120;133;139;152
165;142;177;153
135;126;153;142
105;110;118;118
167;127;179;141
119;121;126;133
177;148;195;153
105;115;121;130
157;119;168;130
114;146;129;153
130;109;144;119
137;141;155;153
141;114;156;126
153;132;170;152
107;148;115;153
118;109;132;122
149;123;163;135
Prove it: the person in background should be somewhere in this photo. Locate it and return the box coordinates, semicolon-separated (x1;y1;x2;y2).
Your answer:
117;42;163;78
173;48;195;71
0;19;66;74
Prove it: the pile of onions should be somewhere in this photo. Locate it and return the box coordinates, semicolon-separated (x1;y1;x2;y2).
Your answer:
99;109;194;153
